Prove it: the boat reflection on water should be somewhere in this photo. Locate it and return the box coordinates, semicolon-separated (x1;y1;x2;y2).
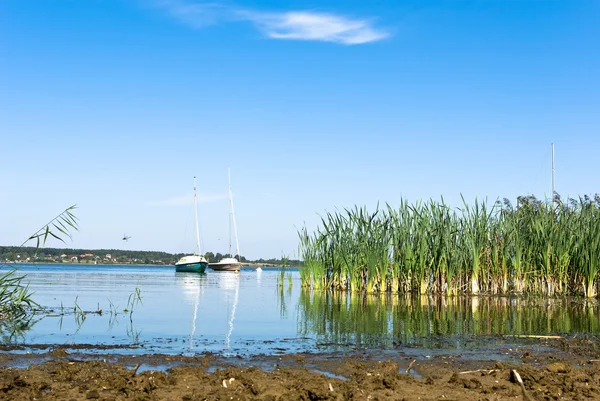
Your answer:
174;271;241;352
222;272;240;349
219;271;240;291
174;273;208;352
256;268;262;288
175;273;209;301
297;292;600;347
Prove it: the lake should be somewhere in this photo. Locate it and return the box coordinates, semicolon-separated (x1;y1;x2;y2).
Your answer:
4;264;600;358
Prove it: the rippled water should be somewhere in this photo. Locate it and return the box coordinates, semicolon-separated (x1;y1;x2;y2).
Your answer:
4;264;600;357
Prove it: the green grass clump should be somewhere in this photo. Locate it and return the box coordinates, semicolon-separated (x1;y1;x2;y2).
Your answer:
1;206;78;324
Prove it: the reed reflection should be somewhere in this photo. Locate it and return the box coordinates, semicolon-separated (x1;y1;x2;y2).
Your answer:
277;269;293;319
297;291;600;346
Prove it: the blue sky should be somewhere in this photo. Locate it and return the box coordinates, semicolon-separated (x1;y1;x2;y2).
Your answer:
1;0;598;260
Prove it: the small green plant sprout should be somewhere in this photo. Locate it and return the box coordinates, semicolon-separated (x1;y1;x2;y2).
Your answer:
125;286;143;317
277;253;290;289
108;299;119;316
73;296;86;326
287;263;293;290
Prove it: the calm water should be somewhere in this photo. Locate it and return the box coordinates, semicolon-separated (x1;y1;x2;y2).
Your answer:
4;264;600;357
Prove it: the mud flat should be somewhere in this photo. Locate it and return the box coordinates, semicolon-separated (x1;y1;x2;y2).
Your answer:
1;335;600;400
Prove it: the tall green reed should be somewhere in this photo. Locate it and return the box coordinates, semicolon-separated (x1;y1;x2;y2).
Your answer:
298;194;600;297
1;206;78;322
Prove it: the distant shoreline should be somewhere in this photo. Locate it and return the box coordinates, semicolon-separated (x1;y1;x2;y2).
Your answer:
2;261;296;269
1;245;301;269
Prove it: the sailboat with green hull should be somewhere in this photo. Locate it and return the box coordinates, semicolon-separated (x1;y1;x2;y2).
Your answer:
175;177;208;273
175;254;207;273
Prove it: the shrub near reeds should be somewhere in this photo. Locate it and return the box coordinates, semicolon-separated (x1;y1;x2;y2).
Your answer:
298;195;600;297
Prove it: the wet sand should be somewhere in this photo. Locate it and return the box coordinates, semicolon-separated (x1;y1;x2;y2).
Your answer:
2;336;600;400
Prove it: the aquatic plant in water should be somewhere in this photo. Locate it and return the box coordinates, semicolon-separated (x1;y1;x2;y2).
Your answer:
298;195;600;297
124;286;143;317
0;206;78;324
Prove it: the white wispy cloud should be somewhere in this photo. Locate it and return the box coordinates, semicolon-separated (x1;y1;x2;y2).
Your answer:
245;11;389;45
146;193;228;207
150;1;389;45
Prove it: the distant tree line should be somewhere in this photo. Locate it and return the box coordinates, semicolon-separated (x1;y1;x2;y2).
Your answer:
0;246;301;266
0;246;177;265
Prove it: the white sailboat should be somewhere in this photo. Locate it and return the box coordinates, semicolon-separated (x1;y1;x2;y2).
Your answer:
175;176;208;273
209;168;242;272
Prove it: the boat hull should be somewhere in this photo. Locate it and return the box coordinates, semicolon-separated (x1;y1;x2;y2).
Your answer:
175;262;208;273
209;262;241;272
175;255;208;273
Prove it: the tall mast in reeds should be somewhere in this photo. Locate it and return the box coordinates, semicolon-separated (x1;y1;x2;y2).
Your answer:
551;143;555;204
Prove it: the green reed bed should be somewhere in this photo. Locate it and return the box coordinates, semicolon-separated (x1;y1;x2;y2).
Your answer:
298;195;600;297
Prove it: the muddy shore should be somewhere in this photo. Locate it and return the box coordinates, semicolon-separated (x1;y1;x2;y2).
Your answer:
1;336;600;400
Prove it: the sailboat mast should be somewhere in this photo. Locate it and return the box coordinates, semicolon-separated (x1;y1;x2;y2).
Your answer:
194;176;202;255
228;170;232;258
551;143;555;204
228;167;240;261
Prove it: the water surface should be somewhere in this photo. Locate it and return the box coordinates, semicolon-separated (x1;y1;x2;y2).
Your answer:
3;264;600;357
